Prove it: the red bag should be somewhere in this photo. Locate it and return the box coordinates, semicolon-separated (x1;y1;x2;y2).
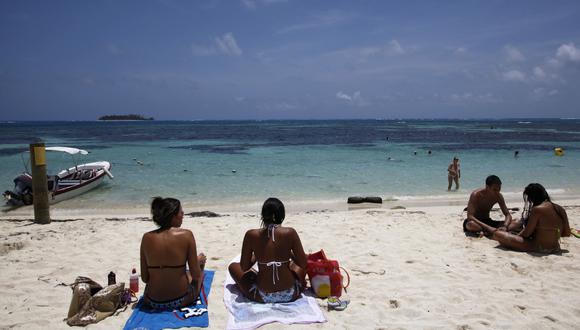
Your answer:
307;250;350;298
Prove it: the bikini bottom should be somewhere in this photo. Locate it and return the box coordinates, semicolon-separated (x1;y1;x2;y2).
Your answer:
251;280;302;303
144;284;193;310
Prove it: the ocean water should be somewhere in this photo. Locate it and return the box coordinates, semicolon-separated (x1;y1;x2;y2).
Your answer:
1;119;579;210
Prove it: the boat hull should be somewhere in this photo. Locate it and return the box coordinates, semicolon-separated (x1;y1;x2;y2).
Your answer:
50;161;112;204
4;161;112;206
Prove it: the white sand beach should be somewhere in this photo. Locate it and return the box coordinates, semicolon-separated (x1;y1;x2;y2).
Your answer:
1;199;580;329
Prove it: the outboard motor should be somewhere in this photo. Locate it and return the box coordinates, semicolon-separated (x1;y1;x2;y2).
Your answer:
3;174;33;206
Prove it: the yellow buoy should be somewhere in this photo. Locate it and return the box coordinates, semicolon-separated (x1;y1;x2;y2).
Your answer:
554;147;564;156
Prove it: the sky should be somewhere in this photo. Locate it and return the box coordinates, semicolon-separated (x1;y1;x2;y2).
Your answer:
1;0;580;120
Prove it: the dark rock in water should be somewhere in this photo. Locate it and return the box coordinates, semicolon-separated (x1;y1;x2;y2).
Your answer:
347;196;365;204
391;206;406;210
347;196;382;204
364;197;383;204
186;211;223;218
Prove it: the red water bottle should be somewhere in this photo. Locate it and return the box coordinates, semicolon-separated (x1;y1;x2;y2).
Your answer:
130;268;139;293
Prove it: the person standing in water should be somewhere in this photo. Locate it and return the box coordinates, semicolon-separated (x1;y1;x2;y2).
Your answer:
447;157;460;191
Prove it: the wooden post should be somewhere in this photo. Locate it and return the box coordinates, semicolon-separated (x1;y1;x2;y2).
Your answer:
30;142;50;224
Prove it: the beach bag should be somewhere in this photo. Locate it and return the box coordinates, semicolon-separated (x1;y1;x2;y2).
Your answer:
66;276;133;326
306;250;350;298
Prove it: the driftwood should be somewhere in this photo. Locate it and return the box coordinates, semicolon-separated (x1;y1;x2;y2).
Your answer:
185;211;224;218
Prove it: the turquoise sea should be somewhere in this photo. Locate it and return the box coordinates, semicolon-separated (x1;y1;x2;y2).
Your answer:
1;119;579;211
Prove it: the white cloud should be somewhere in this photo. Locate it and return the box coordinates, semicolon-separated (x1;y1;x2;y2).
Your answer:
532;88;559;100
336;91;368;106
191;44;216;56
353;40;406;60
274;102;298;110
82;77;95;85
533;66;546;79
242;0;286;9
556;43;580;62
532;88;546;99
192;32;242;56
388;40;405;55
278;10;352;34
454;47;467;55
242;0;257;9
107;43;123;55
504;45;525;62
502;70;526;82
449;92;500;104
215;33;242;55
451;93;473;101
547;57;561;68
360;47;381;57
255;101;299;112
336;91;352;101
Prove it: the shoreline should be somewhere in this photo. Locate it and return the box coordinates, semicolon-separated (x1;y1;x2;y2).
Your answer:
2;190;580;219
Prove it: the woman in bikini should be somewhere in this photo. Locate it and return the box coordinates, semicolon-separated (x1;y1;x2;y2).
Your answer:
229;198;307;303
140;197;207;310
447;157;460;191
472;183;571;253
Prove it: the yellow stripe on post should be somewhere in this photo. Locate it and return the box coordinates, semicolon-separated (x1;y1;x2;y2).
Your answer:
30;142;50;224
34;146;46;165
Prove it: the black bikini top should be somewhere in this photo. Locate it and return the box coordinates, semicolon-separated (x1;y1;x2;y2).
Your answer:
147;264;186;269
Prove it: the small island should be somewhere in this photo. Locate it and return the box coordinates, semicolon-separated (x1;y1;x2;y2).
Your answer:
98;114;154;121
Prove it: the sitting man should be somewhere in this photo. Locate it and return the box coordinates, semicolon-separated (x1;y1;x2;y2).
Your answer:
463;175;519;235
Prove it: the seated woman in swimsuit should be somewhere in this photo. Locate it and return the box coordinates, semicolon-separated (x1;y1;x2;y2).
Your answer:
229;198;307;303
472;183;571;253
140;197;207;310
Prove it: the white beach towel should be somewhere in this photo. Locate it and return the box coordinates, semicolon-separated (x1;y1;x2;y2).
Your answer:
224;256;326;330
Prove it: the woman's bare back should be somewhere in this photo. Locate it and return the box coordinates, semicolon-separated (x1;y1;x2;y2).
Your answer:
530;202;570;252
141;228;192;300
243;226;306;292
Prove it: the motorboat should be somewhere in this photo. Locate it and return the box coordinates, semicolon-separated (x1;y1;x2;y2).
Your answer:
3;147;113;206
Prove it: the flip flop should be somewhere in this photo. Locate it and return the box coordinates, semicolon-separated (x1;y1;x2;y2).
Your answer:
327;296;350;311
571;228;580;238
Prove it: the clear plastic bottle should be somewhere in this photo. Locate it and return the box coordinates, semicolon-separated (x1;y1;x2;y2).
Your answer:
129;268;139;293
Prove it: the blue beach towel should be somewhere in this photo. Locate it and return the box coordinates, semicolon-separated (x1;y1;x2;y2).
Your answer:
123;270;214;330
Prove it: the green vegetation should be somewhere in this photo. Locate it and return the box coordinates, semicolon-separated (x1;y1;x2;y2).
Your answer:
98;114;154;121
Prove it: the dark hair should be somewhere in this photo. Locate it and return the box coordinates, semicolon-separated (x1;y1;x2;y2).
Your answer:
151;197;181;228
485;175;502;186
261;197;285;228
521;183;551;223
523;183;550;206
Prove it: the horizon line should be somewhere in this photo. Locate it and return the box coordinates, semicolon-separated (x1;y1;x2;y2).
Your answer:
0;117;577;123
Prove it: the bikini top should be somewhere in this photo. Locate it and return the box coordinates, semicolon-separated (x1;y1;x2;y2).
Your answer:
257;224;290;285
257;260;290;285
147;264;186;269
266;224;278;242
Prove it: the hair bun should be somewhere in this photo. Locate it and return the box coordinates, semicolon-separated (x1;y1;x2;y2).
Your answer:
150;197;181;228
